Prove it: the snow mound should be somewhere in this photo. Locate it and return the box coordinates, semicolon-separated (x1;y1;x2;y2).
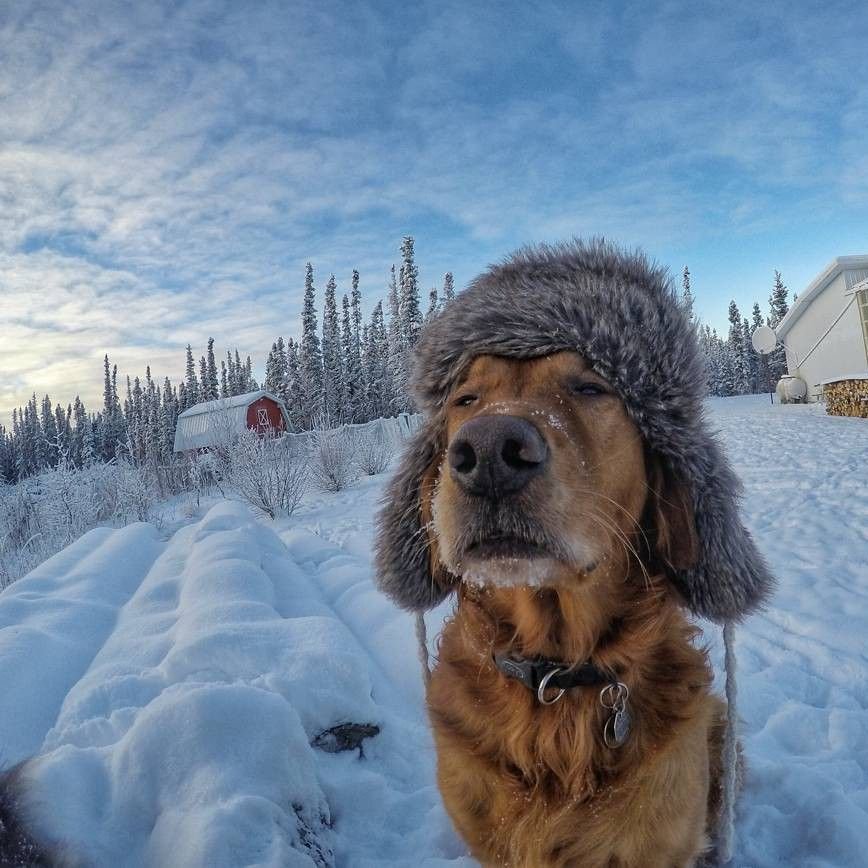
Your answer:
1;398;867;866
0;501;460;867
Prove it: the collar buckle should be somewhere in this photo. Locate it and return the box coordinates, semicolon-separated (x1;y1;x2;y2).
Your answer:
536;667;566;705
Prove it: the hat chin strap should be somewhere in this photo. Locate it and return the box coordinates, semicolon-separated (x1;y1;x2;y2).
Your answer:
718;620;738;865
413;611;740;866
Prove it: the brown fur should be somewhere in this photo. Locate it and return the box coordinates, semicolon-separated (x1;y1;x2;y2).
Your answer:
422;352;724;867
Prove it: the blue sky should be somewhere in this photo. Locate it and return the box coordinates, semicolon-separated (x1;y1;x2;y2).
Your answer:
2;0;868;424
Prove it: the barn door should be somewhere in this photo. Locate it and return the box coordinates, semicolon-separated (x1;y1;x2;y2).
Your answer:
256;406;271;434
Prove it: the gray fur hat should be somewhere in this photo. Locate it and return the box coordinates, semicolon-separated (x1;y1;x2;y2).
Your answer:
375;238;774;623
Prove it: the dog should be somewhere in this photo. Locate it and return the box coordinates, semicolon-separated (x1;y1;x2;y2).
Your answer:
375;240;773;867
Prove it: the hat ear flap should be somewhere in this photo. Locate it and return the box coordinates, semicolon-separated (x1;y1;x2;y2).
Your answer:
375;420;456;612
646;441;775;623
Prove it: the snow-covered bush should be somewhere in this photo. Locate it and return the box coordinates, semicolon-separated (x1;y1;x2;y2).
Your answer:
354;429;391;476
228;431;308;519
0;460;154;587
188;450;226;503
309;428;359;492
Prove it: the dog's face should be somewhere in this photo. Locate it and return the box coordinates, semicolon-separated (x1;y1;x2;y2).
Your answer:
427;350;695;590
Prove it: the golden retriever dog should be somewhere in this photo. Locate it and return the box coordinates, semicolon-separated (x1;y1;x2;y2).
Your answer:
375;240;772;867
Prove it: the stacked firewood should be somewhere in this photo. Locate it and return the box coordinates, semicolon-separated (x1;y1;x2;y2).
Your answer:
824;379;868;418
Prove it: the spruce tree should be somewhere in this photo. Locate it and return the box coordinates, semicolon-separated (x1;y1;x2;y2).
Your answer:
245;356;257;390
386;265;404;413
426;288;439;322
399;236;423;349
199;356;209;402
443;272;455;304
342;293;363;422
681;266;694;323
205;338;219;400
751;302;769;393
184;345;200;409
727;301;748;395
285;338;305;430
768;271;790;384
742;316;757;393
299;262;323;428
321;274;344;424
71;396;87;467
40;394;58;468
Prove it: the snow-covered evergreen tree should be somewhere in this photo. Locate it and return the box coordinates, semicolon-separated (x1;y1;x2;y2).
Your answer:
40;395;58;468
751;302;770;393
299;263;323;429
285;338;305;431
443;272;455;305
399;236;423;350
768;270;790;385
742;316;758;393
101;355;125;461
321;275;345;424
386;265;405;413
184;345;200;409
199;356;209;401
681;266;694;324
727;301;749;395
365;300;391;419
341;293;364;423
205;338;219;401
265;338;289;404
426;288;439;323
244;356;257;391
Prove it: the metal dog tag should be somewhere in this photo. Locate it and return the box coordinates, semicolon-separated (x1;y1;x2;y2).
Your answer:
604;708;631;748
600;681;631;748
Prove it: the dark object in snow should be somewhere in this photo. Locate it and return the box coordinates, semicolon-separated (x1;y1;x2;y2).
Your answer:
312;723;380;756
0;765;54;867
375;238;776;623
292;803;333;868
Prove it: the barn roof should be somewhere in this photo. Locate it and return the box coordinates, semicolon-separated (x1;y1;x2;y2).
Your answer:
174;390;289;452
776;255;868;340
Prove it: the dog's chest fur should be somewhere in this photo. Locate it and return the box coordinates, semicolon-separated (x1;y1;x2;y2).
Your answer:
426;584;720;868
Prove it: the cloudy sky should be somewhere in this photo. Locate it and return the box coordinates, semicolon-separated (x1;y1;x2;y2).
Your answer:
2;0;867;424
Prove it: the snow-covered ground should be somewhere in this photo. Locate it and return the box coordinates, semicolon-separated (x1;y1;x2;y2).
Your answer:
0;396;866;866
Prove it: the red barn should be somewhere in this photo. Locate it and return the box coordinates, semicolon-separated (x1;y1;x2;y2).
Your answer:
173;390;290;453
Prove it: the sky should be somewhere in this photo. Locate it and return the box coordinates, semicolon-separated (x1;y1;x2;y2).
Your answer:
2;0;868;425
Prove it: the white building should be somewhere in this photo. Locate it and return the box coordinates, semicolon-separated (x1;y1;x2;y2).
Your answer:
776;255;868;399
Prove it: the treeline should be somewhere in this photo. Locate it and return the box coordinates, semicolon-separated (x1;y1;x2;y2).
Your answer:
0;236;451;486
0;245;795;487
684;267;791;397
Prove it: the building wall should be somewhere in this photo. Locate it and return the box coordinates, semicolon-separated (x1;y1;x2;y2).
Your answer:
246;397;286;434
784;272;868;398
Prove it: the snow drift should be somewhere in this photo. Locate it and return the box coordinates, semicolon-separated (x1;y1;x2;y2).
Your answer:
0;397;866;866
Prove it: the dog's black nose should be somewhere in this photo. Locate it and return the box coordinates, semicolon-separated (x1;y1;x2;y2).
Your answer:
448;415;548;498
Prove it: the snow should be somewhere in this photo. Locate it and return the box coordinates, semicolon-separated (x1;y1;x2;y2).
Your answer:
1;395;866;866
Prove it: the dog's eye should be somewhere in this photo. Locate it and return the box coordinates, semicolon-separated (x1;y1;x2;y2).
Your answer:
454;394;478;407
570;381;607;397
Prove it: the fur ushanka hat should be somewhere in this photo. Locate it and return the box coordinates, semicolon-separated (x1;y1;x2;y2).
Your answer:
375;238;775;624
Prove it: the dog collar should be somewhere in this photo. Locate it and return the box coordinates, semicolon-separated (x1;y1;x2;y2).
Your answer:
493;653;633;747
493;653;613;703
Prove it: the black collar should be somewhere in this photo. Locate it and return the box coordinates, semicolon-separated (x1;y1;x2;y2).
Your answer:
493;652;614;698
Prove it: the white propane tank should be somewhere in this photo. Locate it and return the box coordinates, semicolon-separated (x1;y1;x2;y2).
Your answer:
775;375;808;403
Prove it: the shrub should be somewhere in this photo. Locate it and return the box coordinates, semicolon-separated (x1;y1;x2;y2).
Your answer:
308;429;359;492
354;430;391;476
228;432;308;519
